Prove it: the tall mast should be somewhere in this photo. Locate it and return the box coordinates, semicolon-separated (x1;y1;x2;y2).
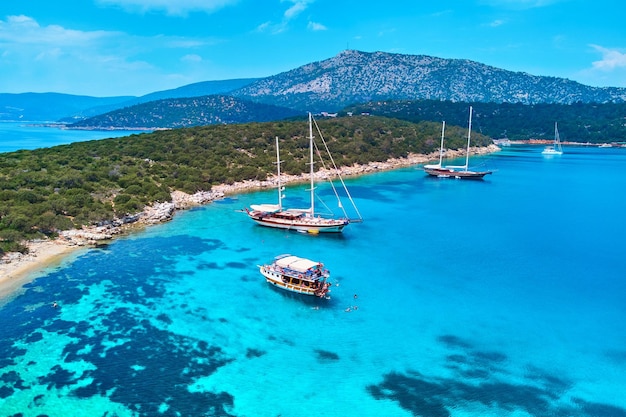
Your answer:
308;112;315;216
464;106;473;171
275;136;283;210
554;121;558;146
438;121;445;166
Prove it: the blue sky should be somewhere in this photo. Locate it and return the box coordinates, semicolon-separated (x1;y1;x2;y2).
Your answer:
0;0;624;97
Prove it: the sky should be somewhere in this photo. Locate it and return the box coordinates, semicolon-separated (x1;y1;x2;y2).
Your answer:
0;0;625;97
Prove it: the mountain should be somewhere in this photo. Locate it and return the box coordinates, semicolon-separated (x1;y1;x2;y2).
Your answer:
0;92;134;122
230;50;626;112
0;79;259;123
69;95;302;129
136;78;259;103
4;50;626;126
68;78;260;121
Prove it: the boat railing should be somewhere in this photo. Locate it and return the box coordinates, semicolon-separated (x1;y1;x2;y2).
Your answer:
269;265;326;281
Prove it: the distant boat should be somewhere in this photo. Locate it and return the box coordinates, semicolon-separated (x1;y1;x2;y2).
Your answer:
424;106;492;179
245;112;362;233
542;122;564;155
259;254;331;298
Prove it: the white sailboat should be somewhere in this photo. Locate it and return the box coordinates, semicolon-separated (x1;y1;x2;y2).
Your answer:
245;113;362;234
424;106;492;179
542;122;564;155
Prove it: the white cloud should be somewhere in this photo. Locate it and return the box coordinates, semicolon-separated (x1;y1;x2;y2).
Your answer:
255;0;315;35
590;44;626;71
0;15;114;46
95;0;238;16
181;54;203;63
283;1;309;20
574;45;626;87
0;15;212;95
479;0;560;8
255;21;271;33
488;19;505;27
307;21;327;31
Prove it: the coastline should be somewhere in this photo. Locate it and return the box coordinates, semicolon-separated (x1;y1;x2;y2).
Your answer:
0;144;499;302
0;239;84;304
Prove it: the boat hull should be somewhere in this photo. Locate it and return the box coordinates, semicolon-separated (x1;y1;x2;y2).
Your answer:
424;167;491;179
542;148;563;155
260;265;330;297
247;211;348;233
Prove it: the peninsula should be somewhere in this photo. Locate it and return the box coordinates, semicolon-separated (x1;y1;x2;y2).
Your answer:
0;143;499;302
0;115;498;300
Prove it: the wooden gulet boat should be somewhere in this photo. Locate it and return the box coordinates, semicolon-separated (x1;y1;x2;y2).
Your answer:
259;254;331;298
424;106;492;179
245;112;362;234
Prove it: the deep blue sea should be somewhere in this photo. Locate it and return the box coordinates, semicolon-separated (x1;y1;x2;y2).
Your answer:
1;126;625;416
0;121;148;153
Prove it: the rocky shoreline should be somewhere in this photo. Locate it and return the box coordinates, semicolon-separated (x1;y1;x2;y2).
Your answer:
0;144;499;293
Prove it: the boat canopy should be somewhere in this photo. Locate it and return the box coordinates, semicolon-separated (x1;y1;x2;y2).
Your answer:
250;204;281;213
275;255;320;273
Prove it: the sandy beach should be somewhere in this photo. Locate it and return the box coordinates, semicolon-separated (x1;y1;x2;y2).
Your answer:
0;145;499;303
0;239;83;304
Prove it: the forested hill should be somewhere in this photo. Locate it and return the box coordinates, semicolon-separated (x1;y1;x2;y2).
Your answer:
343;100;626;143
69;95;302;129
0;115;491;253
68;95;626;143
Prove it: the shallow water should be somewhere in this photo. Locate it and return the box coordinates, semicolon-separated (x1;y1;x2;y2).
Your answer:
1;145;625;416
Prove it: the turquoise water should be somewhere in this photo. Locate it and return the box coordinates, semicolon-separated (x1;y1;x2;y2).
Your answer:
1;144;626;417
0;121;148;153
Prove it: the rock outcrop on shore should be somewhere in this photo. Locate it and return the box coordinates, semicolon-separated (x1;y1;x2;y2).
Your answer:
54;189;227;247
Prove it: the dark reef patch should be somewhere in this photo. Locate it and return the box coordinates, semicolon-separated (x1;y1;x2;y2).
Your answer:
367;371;587;416
25;331;44;343
0;235;238;417
314;349;340;361
198;262;220;270
445;354;469;364
472;350;507;363
573;398;626;417
225;261;247;269
437;334;473;350
62;308;236;416
38;365;79;389
366;334;626;416
246;348;266;359
605;349;626;364
524;365;572;394
367;371;451;417
156;313;173;325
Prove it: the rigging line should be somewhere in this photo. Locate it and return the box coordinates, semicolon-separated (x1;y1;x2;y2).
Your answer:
311;138;348;218
312;116;364;221
315;192;335;216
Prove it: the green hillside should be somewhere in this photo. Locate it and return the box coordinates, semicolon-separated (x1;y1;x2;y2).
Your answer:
343;100;626;143
0;116;491;253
